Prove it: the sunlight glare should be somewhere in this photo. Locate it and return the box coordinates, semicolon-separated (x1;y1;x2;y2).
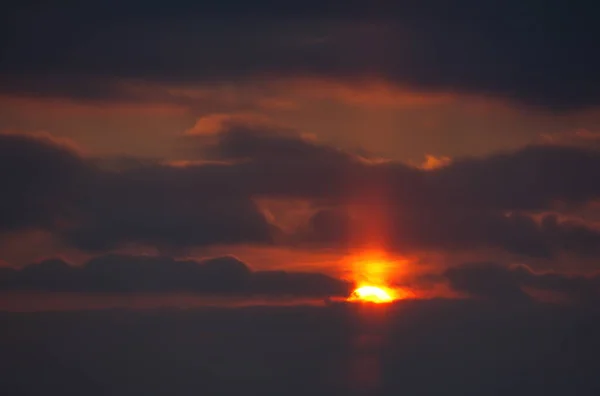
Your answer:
348;285;395;303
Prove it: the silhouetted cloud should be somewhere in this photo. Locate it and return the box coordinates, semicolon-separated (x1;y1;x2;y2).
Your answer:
444;262;534;302
430;145;600;210
444;262;600;303
1;1;598;109
2;130;600;259
2;299;600;395
0;254;353;297
0;133;275;251
303;207;600;259
0;133;91;232
61;169;274;252
201;128;600;209
250;270;351;297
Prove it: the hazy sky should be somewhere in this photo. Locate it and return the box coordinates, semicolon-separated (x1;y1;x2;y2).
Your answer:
1;0;599;305
3;4;600;396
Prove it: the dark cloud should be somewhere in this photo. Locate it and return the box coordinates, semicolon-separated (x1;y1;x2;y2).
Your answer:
0;254;353;296
1;1;598;109
303;208;600;259
0;133;275;251
210;129;600;258
0;133;91;232
514;265;600;303
192;127;368;200
250;270;351;297
394;211;600;258
444;262;600;303
444;262;534;302
203;126;356;166
430;145;600;210
2;299;600;395
62;169;274;252
201;128;600;210
302;209;352;246
3;131;600;259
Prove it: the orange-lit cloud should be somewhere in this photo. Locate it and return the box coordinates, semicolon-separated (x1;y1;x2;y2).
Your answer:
274;78;456;108
184;112;273;135
0;130;86;156
420;154;452;170
0;95;187;116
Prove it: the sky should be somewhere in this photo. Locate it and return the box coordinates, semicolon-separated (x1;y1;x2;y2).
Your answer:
3;2;600;395
1;0;600;304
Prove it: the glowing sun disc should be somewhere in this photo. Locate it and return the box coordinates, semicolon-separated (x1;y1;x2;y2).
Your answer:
348;285;395;303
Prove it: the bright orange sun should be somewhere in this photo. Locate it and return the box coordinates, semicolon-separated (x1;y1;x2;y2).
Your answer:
348;285;396;303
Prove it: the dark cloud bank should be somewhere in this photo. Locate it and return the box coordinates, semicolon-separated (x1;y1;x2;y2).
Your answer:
1;0;599;109
2;300;600;395
1;126;599;302
3;254;598;305
2;130;600;260
0;132;275;252
0;255;352;297
444;262;600;304
2;132;600;392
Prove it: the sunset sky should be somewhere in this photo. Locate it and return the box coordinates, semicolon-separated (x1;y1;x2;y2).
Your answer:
4;2;600;396
1;0;599;306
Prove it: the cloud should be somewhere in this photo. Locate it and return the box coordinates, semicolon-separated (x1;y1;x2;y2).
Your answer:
430;145;600;210
201;128;600;210
185;113;274;135
4;298;600;395
420;154;451;170
302;208;600;259
0;254;353;296
4;128;600;259
204;125;358;165
444;262;534;302
61;169;274;252
0;132;91;232
279;78;455;108
182;126;370;202
444;262;600;303
249;270;352;297
0;133;275;251
1;1;598;109
202;127;600;258
540;129;600;150
398;211;600;258
301;209;352;246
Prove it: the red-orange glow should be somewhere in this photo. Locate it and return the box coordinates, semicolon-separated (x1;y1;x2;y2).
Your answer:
345;251;413;303
346;250;408;286
420;154;452;170
184;112;272;135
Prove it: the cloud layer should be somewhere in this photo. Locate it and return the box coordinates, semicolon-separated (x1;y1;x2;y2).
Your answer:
2;1;599;109
3;300;600;395
0;254;352;297
0;133;274;251
2;130;600;262
444;262;600;303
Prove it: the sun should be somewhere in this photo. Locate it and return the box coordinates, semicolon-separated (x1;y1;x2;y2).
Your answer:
344;250;414;303
348;285;396;303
